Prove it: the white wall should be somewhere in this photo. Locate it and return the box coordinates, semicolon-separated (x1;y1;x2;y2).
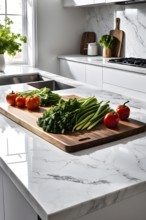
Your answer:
36;2;146;73
37;0;85;74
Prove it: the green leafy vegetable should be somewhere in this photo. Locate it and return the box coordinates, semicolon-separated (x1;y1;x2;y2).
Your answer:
98;35;115;49
37;96;112;134
37;98;81;133
19;87;61;107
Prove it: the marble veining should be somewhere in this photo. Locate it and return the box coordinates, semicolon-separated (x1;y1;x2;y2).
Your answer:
1;69;146;220
85;4;146;58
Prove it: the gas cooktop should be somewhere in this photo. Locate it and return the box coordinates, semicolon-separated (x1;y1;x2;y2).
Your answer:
108;57;146;68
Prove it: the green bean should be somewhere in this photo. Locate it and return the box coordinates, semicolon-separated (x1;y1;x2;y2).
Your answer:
81;96;97;108
76;101;103;122
91;106;111;122
76;105;99;123
82;106;110;130
73;113;95;131
78;108;97;121
87;116;105;130
91;101;110;121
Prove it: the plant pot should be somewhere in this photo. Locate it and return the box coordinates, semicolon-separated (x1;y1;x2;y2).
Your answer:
103;48;112;58
0;54;5;71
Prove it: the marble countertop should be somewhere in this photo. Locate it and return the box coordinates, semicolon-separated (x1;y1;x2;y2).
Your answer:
1;66;146;220
58;54;146;74
0;65;40;76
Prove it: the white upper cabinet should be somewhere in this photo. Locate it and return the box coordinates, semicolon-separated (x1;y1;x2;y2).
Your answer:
63;0;143;7
106;0;126;3
95;0;106;3
63;0;130;7
63;0;106;7
63;0;94;7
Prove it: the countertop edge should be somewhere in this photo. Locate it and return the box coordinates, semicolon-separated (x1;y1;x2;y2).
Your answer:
1;156;146;220
58;55;146;75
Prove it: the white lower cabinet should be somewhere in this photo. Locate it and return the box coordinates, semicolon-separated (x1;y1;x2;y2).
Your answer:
60;59;86;82
60;59;103;87
86;64;102;88
3;172;38;220
60;58;146;100
0;168;4;220
103;67;146;100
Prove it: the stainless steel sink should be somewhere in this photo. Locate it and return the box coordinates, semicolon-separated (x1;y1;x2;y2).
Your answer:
28;80;74;90
0;73;74;91
0;73;48;86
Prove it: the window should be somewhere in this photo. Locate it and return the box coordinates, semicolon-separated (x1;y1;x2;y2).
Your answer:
0;0;27;64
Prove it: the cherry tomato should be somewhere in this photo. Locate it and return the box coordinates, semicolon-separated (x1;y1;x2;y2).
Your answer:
104;111;119;129
15;96;26;108
116;101;130;121
25;95;40;110
6;91;18;106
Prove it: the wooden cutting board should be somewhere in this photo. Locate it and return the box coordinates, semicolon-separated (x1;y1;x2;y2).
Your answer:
109;18;124;57
80;32;96;55
0;97;146;153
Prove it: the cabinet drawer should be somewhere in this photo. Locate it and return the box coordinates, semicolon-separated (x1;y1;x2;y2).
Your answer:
86;64;102;88
103;67;146;93
60;59;86;82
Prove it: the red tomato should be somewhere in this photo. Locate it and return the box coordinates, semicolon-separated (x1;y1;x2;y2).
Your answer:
25;95;40;110
116;101;130;121
6;91;18;106
104;111;119;129
15;96;26;108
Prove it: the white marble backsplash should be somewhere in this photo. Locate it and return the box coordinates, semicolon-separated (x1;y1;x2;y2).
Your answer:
85;4;146;58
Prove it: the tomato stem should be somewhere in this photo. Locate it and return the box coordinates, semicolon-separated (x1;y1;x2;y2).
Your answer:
123;100;129;107
109;109;115;114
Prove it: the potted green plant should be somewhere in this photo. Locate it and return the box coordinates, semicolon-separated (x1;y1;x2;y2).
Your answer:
0;17;27;71
98;35;114;58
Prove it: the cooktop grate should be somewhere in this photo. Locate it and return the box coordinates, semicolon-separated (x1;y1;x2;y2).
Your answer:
108;57;146;68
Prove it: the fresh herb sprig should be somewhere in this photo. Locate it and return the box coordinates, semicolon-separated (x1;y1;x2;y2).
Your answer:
0;18;27;55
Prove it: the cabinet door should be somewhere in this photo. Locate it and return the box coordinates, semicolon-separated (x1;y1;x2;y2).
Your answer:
3;172;38;220
106;0;126;3
94;0;106;3
103;67;146;100
103;67;146;92
86;64;102;88
64;0;94;7
0;168;4;220
60;59;86;82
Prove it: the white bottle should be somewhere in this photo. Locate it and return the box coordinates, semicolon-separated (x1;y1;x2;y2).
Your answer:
87;42;98;56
